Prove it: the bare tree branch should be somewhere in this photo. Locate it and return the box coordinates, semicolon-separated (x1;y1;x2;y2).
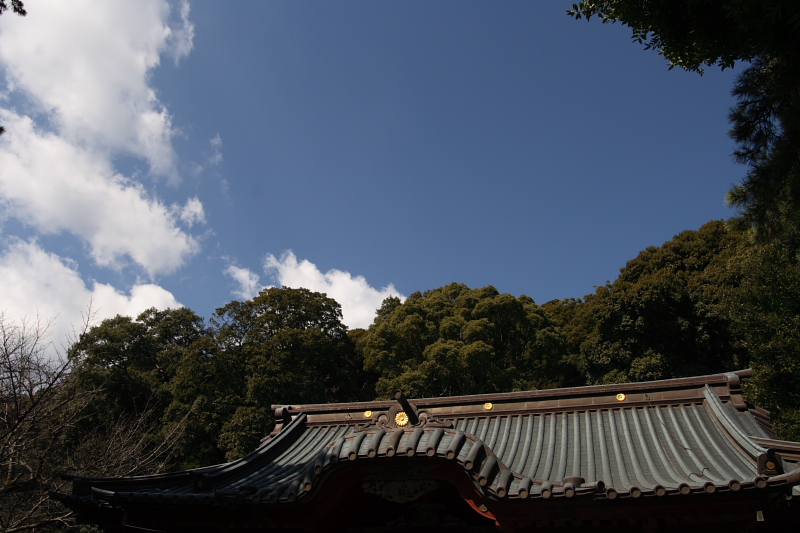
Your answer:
0;306;188;533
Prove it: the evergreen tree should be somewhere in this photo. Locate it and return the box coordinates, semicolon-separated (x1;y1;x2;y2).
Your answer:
361;283;568;398
551;221;749;384
724;243;800;441
569;0;800;241
206;287;371;460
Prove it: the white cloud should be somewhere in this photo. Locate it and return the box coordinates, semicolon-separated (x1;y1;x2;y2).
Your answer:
168;0;195;66
0;2;199;353
0;111;200;276
0;0;181;179
224;264;264;300
263;251;405;329
178;196;206;228
0;1;204;279
0;240;181;350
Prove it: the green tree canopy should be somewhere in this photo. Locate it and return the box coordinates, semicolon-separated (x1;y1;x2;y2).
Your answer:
724;243;800;440
568;0;798;71
725;55;800;242
73;307;210;424
205;287;372;460
73;289;373;466
549;221;749;385
360;283;569;398
72;308;217;467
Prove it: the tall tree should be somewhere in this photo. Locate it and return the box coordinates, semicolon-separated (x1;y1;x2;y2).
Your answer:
73;290;372;466
723;243;800;441
73;308;213;468
541;296;595;386
726;55;800;241
207;287;371;460
553;221;749;385
73;307;210;425
569;1;800;240
360;283;569;399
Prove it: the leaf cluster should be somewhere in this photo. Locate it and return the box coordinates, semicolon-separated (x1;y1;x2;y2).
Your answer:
360;283;568;398
568;0;800;72
726;56;800;241
573;221;749;384
0;1;25;17
723;243;800;440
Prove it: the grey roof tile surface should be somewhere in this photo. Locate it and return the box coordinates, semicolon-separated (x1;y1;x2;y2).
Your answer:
56;371;800;511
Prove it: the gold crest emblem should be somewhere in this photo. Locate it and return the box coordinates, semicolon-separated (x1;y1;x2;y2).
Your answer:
395;411;409;426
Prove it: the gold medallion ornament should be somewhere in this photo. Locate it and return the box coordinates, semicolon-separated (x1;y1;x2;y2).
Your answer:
484;402;493;411
395;411;409;427
616;393;626;402
364;410;373;418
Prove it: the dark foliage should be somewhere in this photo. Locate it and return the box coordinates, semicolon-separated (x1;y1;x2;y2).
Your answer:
360;283;569;398
726;56;800;242
575;221;749;384
0;1;25;17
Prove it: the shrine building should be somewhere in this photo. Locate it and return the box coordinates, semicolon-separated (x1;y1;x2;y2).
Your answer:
53;370;800;532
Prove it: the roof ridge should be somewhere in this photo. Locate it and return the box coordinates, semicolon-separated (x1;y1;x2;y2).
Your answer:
276;370;751;414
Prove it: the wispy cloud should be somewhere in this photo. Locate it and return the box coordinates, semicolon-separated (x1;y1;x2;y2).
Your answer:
190;134;223;177
208;134;223;166
168;0;195;66
224;264;265;300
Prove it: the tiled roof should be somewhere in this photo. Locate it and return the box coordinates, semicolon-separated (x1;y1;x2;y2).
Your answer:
53;370;800;528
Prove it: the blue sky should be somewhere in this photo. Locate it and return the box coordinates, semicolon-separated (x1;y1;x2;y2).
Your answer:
0;1;741;341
